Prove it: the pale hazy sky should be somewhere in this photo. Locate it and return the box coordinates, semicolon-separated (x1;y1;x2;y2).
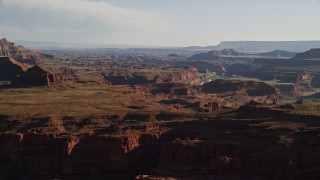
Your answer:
0;0;320;46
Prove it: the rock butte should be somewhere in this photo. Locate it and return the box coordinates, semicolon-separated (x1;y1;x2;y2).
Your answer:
0;56;28;80
12;64;65;87
0;38;51;64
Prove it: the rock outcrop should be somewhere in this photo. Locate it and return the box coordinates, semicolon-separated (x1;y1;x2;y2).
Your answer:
153;139;294;179
1;103;320;179
150;83;200;96
276;72;314;95
202;79;278;96
0;132;143;179
104;67;200;85
189;49;244;60
0;38;51;64
197;100;221;112
225;64;275;81
168;67;199;84
171;60;226;74
12;64;64;87
0;116;164;180
0;56;27;81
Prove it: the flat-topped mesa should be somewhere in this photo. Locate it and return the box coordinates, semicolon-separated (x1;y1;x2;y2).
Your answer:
12;64;64;87
202;79;277;95
201;79;281;104
0;38;50;64
0;56;28;81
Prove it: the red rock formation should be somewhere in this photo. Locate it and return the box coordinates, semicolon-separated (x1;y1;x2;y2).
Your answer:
154;139;293;179
1;109;320;179
295;72;314;91
0;38;46;64
169;67;200;84
63;68;75;75
0;56;27;80
197;100;221;112
151;83;200;96
104;67;200;85
12;64;64;86
276;72;315;95
202;79;278;96
0;129;164;179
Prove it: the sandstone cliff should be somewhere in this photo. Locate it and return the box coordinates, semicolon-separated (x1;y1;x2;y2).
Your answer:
1;103;320;179
0;38;51;64
202;79;278;96
105;67;200;85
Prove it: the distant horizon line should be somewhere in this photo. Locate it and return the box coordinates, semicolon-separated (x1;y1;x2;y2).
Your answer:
11;39;320;48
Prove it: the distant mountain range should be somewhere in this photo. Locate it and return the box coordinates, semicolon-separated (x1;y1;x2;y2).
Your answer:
214;41;320;52
14;40;320;53
188;48;320;61
14;40;172;50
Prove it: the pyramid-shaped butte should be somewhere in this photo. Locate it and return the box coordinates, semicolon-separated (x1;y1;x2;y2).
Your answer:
0;56;28;81
12;64;64;87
